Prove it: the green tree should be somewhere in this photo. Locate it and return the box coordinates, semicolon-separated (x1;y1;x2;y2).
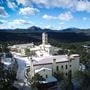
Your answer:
0;43;10;53
31;73;45;89
73;71;90;90
0;62;17;90
60;71;73;90
25;48;30;56
60;78;69;90
53;71;64;81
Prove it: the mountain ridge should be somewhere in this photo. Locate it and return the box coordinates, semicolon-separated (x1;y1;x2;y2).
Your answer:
0;26;90;32
0;26;90;43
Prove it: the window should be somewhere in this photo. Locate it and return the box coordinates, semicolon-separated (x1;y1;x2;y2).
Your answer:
69;70;72;74
46;74;48;78
53;59;56;62
56;66;59;71
61;65;63;69
70;65;71;67
66;65;67;69
65;72;67;76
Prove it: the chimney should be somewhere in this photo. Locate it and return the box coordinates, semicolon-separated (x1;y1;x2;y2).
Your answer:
53;58;56;63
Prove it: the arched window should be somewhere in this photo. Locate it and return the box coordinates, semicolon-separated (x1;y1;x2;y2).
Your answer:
66;65;67;69
56;66;59;71
70;65;71;67
61;65;63;69
46;74;48;78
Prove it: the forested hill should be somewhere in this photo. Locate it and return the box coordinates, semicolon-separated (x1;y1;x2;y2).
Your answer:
0;26;90;43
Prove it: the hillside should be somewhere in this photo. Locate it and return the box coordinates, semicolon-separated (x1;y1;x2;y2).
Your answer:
0;26;90;43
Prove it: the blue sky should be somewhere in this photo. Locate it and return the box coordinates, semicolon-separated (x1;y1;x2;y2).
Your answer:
0;0;90;30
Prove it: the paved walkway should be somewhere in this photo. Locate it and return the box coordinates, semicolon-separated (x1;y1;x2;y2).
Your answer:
14;56;32;90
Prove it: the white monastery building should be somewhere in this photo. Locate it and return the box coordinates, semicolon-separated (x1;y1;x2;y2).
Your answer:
11;32;80;80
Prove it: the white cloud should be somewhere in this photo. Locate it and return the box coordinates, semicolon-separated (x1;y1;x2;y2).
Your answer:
0;25;4;29
43;24;60;30
59;22;64;25
42;12;73;21
16;0;73;8
58;11;73;21
0;6;9;17
16;0;90;12
76;1;90;12
31;0;49;7
16;0;48;7
14;0;90;14
9;19;31;25
19;7;40;15
0;21;3;24
16;0;31;6
31;0;73;8
44;25;52;29
0;20;7;24
42;14;56;20
82;17;87;20
7;0;17;10
50;0;73;8
33;0;90;12
0;19;33;29
6;19;32;29
0;20;7;28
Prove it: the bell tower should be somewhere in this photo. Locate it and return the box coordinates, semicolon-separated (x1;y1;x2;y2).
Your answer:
42;32;48;45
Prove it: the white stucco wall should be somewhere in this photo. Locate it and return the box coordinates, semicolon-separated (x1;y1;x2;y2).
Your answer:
36;69;52;79
33;56;79;78
70;57;79;76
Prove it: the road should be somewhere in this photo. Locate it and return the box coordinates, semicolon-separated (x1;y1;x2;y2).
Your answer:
14;55;32;90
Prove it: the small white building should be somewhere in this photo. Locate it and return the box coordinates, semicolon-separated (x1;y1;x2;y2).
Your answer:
1;53;18;71
35;67;52;79
83;45;90;53
11;32;80;80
